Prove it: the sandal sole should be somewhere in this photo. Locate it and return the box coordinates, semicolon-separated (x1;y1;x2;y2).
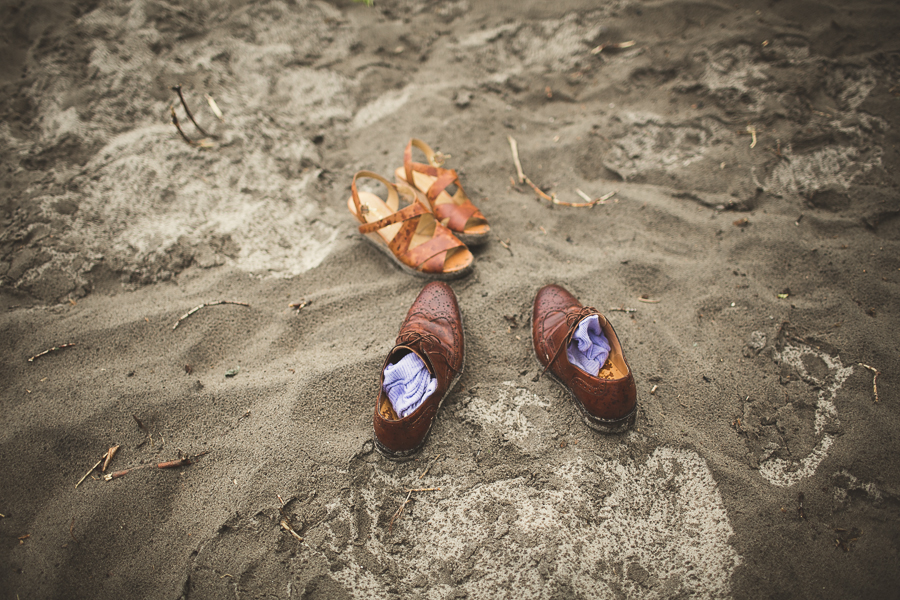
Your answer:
360;231;474;281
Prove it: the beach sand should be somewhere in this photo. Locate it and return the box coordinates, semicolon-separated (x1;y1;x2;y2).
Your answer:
1;0;898;598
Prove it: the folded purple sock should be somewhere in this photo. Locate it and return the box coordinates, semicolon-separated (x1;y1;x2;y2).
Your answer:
566;315;611;376
382;352;437;418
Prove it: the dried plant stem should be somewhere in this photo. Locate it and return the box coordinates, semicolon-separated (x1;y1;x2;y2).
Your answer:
102;445;120;472
389;490;414;534
28;343;75;362
590;40;636;54
76;453;107;488
507;136;526;183
858;363;880;402
280;519;303;541
172;301;250;329
172;85;211;138
170;106;198;146
608;307;637;313
508;136;616;207
389;487;442;534
205;94;225;122
418;454;442;479
158;451;209;469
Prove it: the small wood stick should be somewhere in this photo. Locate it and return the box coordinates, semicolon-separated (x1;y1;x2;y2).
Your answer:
102;445;120;473
637;297;661;304
28;343;76;362
280;519;303;541
609;307;637;313
172;85;211;138
172;301;250;329
419;454;442;479
104;469;131;481
389;490;414;534
170;106;199;147
858;363;880;402
205;94;225;122
158;450;209;469
404;487;441;493
76;453;107;488
507;136;526;183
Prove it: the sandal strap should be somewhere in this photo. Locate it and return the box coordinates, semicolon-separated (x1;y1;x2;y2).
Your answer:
358;201;428;235
434;199;482;233
404;138;445;185
351;170;399;224
400;222;466;272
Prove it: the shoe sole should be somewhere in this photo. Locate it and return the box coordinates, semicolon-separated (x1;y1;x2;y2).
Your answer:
360;231;474;281
374;308;466;461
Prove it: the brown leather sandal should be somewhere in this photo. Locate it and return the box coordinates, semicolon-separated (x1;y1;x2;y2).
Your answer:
347;171;474;279
394;139;491;246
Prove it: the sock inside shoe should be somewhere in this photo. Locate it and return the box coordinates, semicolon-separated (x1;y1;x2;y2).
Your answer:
382;350;437;419
567;315;612;377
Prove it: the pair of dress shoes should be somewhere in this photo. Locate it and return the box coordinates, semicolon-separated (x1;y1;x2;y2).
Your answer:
373;282;638;459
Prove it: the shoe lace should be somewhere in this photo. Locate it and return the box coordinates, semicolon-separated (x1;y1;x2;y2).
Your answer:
533;305;601;382
396;327;461;375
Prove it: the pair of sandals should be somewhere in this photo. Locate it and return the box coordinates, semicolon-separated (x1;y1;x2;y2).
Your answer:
347;139;490;280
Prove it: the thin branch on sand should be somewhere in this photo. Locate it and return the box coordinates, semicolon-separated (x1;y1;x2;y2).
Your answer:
104;451;210;481
172;85;211;138
205;94;225;122
158;450;210;469
419;454;442;479
102;445;120;472
389;487;441;534
28;343;75;363
858;363;881;403
172;301;250;330
280;519;304;541
608;307;637;313
76;451;108;489
590;40;636;54
507;136;617;207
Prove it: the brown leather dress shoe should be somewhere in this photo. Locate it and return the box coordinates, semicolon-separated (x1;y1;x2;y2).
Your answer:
532;284;637;432
373;281;465;459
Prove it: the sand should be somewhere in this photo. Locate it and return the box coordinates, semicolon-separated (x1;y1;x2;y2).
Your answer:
1;0;898;598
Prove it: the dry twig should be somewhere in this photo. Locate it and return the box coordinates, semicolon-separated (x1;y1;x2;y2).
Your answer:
507;136;616;207
590;40;636;54
858;363;881;402
746;125;757;148
172;85;211;138
637;297;661;304
205;94;225;122
280;519;304;541
507;136;526;183
102;445;120;473
172;301;250;329
289;300;310;312
608;307;637;313
28;343;75;363
419;454;442;479
76;451;108;488
389;487;441;534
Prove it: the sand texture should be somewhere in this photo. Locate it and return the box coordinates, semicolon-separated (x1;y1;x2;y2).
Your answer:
1;0;899;598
